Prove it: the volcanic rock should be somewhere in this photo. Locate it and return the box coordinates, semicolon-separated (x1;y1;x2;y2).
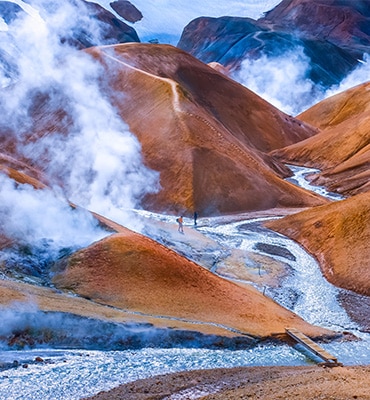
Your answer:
265;192;370;296
87;43;326;216
177;0;365;87
110;1;143;23
270;81;370;196
52;229;332;339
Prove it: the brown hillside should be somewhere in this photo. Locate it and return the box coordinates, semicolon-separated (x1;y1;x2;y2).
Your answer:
0;152;49;189
52;230;332;339
265;192;370;296
270;82;370;196
86;43;325;216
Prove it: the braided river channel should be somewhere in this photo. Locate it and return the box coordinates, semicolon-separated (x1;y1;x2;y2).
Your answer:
0;165;369;399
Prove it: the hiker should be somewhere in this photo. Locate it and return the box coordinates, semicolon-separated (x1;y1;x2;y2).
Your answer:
193;211;198;226
177;216;184;233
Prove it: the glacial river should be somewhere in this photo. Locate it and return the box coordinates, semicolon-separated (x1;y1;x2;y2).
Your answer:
0;166;369;399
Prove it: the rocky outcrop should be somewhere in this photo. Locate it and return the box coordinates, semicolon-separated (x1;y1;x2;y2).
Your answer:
87;43;326;216
52;229;332;339
110;1;143;23
270;81;370;196
265;192;370;296
177;0;368;87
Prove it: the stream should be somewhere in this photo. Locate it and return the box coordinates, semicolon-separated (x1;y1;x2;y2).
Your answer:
0;165;369;399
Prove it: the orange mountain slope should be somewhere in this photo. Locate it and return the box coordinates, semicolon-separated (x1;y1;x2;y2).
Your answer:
86;43;325;215
52;230;333;339
265;192;370;296
270;82;370;196
0;152;49;189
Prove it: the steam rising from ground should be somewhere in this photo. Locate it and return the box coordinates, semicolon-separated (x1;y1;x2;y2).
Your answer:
0;301;253;351
325;53;370;98
234;48;370;115
0;0;159;235
0;174;107;250
234;48;319;115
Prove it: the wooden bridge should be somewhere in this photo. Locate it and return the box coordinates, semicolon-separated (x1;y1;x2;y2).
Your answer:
286;328;343;367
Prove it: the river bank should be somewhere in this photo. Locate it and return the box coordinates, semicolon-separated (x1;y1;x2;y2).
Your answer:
87;365;370;399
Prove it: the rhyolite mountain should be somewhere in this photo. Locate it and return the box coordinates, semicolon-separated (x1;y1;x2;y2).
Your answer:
86;43;326;216
0;0;368;350
0;153;334;344
270;81;370;197
261;0;370;57
178;0;370;87
51;225;333;340
266;192;370;297
265;79;370;302
0;42;327;217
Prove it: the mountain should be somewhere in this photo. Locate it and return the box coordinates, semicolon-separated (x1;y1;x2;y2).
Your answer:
86;43;327;216
270;81;370;196
52;227;332;339
0;152;333;343
265;192;370;296
262;0;370;57
177;0;370;87
0;0;365;353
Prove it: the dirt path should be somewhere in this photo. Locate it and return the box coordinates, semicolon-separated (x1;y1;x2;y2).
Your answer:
86;365;370;399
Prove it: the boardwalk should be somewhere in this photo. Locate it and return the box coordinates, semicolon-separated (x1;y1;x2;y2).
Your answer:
286;328;343;367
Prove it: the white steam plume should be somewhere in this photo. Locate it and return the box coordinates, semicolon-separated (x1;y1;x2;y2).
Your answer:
234;47;370;115
325;53;370;98
0;174;107;252
233;48;322;115
0;0;159;233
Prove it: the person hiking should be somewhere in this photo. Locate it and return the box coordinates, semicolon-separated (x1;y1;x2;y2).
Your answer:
193;211;198;226
177;216;184;233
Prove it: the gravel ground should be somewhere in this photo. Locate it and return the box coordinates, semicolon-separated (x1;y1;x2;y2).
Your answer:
86;365;370;399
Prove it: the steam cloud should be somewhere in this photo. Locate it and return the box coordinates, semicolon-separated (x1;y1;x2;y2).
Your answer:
0;301;254;350
0;0;159;242
0;174;107;250
234;47;370;115
325;53;370;98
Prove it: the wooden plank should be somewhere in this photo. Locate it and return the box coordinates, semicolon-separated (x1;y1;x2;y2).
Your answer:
286;328;339;364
